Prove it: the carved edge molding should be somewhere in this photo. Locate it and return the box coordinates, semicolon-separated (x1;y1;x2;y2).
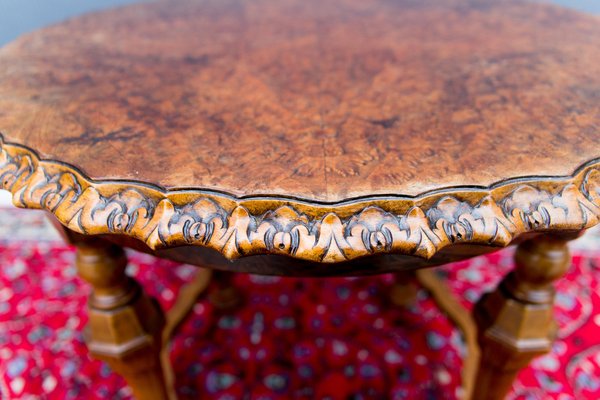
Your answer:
2;135;600;263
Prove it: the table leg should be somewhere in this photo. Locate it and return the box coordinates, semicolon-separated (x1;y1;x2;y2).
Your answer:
473;233;574;400
76;239;168;400
416;269;479;400
389;271;419;307
161;268;212;399
208;270;240;309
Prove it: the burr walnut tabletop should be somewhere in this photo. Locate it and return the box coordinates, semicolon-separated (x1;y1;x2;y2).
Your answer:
1;0;599;274
1;0;600;399
0;0;599;201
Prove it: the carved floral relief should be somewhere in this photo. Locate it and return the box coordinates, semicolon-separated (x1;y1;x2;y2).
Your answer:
1;137;599;263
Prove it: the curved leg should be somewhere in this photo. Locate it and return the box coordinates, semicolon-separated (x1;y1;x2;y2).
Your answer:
76;238;168;400
416;269;479;400
473;233;575;400
390;270;479;400
161;268;212;399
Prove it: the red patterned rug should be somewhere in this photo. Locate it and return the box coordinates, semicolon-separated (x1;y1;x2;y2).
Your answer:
0;209;599;399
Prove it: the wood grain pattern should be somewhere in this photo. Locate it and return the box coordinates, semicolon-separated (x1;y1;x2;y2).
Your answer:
0;0;599;201
2;135;600;265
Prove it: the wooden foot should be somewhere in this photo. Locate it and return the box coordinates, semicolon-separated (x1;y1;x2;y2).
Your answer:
76;239;168;400
473;234;574;400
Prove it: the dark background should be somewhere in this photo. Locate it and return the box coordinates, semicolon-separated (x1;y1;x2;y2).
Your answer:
0;0;599;47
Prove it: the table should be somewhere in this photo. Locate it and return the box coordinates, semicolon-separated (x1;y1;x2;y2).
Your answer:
0;0;599;398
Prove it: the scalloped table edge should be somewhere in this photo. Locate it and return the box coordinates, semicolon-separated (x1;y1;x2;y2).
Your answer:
1;134;600;264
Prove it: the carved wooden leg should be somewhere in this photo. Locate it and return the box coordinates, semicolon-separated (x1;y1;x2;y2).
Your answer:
76;239;168;400
208;269;241;309
473;234;573;400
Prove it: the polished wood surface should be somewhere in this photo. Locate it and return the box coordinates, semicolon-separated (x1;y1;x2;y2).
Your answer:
3;137;600;268
0;0;599;201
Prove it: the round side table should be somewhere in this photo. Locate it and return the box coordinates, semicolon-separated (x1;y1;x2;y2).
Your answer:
0;0;599;399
